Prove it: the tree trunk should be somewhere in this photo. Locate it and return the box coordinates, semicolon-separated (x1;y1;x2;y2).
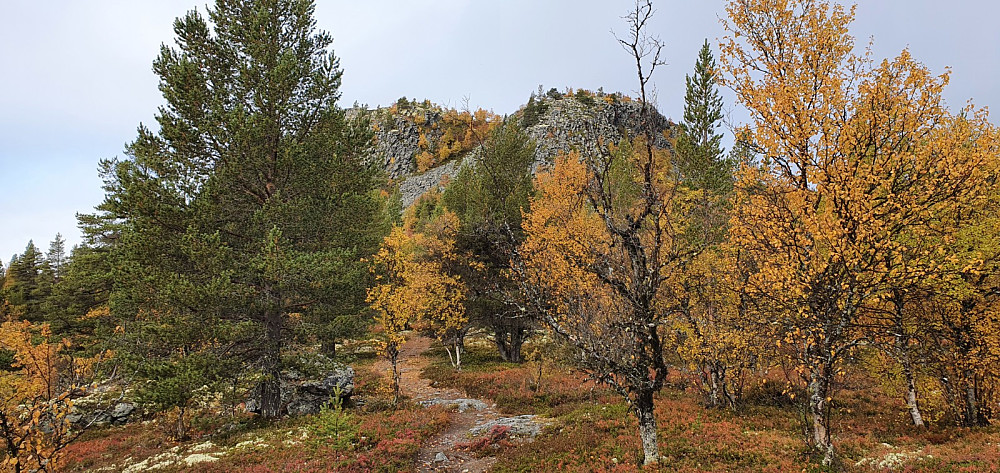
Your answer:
507;327;524;363
321;337;336;358
176;406;187;440
450;333;463;371
634;390;660;466
494;325;526;363
902;362;924;427
494;332;510;362
808;370;834;465
891;293;924;428
388;343;401;404
258;310;284;418
964;372;982;426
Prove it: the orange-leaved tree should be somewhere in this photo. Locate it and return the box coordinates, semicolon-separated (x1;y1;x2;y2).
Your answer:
403;204;472;370
518;141;691;465
367;227;414;404
0;321;108;473
368;204;468;402
516;2;693;465
721;0;997;463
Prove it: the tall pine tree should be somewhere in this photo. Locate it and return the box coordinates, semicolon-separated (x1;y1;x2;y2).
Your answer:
676;39;729;194
99;0;388;418
46;234;66;282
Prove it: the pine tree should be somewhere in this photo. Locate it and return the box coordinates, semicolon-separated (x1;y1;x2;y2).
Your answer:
46;234;66;282
99;0;388;419
443;118;537;362
676;39;730;193
1;242;48;322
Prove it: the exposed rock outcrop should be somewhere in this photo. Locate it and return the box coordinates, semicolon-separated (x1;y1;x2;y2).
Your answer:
359;91;674;208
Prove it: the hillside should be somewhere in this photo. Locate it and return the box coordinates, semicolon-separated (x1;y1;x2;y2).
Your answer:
358;89;673;207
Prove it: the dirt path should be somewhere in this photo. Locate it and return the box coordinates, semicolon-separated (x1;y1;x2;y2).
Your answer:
391;335;500;473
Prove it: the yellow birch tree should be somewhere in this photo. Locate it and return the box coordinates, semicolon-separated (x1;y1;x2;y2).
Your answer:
721;0;997;464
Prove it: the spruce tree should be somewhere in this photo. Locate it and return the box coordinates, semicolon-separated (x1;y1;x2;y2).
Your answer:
676;39;730;193
676;40;734;248
99;0;387;418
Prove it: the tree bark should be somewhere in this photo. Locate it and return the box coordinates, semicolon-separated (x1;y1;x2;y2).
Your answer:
635;389;660;466
388;343;401;404
258;310;284;418
808;369;834;465
321;337;336;358
964;373;982;427
901;361;924;427
176;406;187;440
494;325;526;363
891;291;924;427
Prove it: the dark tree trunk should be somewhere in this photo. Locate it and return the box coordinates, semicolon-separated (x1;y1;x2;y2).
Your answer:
494;325;526;363
321;337;337;358
258;310;284;418
964;371;985;426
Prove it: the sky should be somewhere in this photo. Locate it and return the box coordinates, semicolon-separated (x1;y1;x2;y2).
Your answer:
1;0;998;265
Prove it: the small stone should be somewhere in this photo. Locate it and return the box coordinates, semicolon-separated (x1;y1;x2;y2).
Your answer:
434;452;448;463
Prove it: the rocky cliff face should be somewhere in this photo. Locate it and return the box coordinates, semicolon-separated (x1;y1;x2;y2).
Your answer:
359;91;674;208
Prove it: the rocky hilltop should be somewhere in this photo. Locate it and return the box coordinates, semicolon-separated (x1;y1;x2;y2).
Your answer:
356;89;673;207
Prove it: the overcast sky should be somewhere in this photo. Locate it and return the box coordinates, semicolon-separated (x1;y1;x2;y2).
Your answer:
2;1;998;264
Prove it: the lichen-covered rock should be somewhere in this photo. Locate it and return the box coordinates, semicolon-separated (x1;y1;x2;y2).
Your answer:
111;402;136;421
67;400;137;426
246;364;355;416
418;398;489;413
469;414;550;439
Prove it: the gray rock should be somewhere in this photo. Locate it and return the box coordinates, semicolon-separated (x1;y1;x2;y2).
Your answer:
110;402;136;421
469;415;548;439
434;452;448;463
247;364;355;416
355;93;674;212
419;398;489;413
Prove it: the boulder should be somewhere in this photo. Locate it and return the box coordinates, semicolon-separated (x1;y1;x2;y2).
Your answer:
469;415;549;439
111;402;136;421
67;401;137;426
418;398;489;413
247;364;355;416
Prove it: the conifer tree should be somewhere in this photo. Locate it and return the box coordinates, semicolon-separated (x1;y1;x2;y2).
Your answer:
1;242;48;322
46;234;66;282
99;0;387;418
443;118;537;362
676;39;729;194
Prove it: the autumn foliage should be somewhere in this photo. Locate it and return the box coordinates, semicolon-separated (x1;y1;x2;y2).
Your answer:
721;0;1000;464
368;194;471;400
0;321;108;472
